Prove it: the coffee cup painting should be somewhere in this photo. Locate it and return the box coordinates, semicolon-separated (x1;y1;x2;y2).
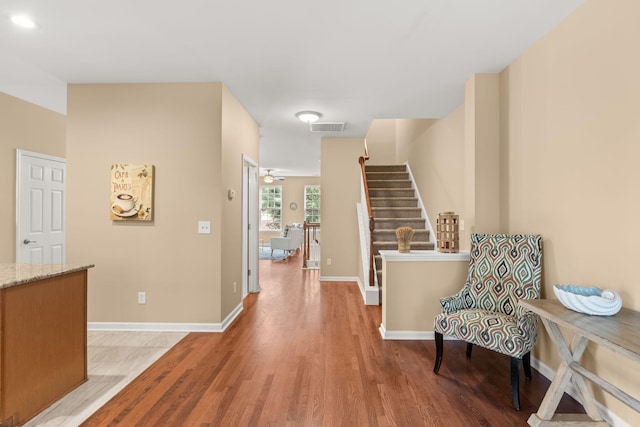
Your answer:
110;164;154;221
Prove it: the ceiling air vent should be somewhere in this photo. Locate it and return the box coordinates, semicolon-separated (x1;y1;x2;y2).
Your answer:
310;122;345;132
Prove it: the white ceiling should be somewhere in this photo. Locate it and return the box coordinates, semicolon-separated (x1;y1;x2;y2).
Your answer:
0;0;585;176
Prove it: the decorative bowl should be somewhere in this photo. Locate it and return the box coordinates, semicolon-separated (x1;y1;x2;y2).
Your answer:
553;284;622;316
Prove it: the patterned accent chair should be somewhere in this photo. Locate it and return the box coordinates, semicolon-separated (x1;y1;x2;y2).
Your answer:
433;234;543;410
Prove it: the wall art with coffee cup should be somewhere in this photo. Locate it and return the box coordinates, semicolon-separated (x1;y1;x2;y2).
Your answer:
110;164;154;221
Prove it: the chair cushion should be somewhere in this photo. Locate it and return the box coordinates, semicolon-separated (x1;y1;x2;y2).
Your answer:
434;309;534;358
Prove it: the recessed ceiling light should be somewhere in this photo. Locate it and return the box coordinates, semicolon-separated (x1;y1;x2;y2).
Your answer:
11;15;37;29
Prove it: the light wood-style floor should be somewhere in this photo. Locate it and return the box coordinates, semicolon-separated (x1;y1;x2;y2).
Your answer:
24;331;187;427
35;252;583;426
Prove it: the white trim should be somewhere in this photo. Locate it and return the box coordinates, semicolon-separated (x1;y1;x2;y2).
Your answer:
404;162;435;244
364;283;379;306
379;324;434;340
379;250;470;262
242;154;260;295
356;203;373;286
89;302;244;333
379;327;461;341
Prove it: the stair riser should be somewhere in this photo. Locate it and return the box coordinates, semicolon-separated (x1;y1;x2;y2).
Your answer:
375;219;426;229
366;165;406;173
366;172;409;181
368;189;415;198
374;230;430;242
367;180;412;189
370;199;418;208
374;242;434;252
373;208;422;218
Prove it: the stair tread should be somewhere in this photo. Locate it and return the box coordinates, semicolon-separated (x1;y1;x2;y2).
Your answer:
374;217;424;220
374;242;432;245
375;228;428;230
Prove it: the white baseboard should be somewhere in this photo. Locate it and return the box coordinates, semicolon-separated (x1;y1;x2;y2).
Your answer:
88;302;244;333
379;324;433;340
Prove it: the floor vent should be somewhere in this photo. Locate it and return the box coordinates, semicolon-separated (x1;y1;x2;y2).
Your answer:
310;122;345;132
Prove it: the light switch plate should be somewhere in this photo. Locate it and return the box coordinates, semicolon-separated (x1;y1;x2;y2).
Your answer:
198;221;211;234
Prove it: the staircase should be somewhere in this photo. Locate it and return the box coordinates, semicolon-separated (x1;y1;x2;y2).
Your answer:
365;165;435;285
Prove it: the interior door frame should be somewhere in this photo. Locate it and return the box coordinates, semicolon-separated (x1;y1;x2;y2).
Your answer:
242;154;260;296
16;149;67;263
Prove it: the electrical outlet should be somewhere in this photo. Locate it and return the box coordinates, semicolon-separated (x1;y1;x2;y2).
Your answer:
233;282;237;293
198;221;211;234
327;258;332;266
459;220;465;231
138;291;146;304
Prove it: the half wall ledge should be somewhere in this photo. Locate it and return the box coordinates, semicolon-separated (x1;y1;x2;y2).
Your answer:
379;250;470;263
379;250;470;341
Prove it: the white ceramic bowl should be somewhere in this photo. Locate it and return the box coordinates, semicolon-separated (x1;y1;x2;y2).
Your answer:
553;284;622;316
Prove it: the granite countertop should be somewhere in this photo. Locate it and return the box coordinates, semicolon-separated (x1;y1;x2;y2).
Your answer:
0;263;95;289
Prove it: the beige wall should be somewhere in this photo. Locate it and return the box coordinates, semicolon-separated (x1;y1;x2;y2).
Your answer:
465;74;500;234
320;138;364;277
379;1;640;422
67;83;258;325
382;259;468;332
258;176;321;244
499;0;640;422
0;93;66;263
395;119;437;164
221;84;260;317
365;119;397;164
395;112;468;249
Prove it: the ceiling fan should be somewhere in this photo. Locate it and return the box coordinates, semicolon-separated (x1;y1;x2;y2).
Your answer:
263;169;285;183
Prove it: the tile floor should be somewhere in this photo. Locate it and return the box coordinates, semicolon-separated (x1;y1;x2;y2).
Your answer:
24;331;187;427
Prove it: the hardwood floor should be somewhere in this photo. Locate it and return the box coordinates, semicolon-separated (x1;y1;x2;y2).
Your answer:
80;253;584;426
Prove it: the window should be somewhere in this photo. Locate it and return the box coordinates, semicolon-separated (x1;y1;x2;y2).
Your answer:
304;185;320;223
260;185;282;230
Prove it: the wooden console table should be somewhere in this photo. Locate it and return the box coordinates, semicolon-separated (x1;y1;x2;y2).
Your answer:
0;263;93;426
519;299;640;426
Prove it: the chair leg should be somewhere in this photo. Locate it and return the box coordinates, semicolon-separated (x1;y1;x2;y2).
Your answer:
434;332;443;374
523;351;532;379
466;342;473;359
510;357;521;411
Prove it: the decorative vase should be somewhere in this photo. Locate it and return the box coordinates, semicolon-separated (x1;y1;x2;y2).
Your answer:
396;227;415;253
553;284;622;316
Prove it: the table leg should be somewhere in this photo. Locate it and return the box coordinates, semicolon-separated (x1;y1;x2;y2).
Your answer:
531;318;605;424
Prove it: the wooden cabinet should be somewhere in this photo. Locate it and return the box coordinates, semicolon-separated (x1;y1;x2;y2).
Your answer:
0;268;89;426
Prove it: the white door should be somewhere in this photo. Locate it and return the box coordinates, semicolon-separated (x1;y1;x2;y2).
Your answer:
242;155;260;296
16;150;66;264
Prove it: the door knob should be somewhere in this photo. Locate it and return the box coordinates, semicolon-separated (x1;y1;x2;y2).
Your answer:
23;239;37;244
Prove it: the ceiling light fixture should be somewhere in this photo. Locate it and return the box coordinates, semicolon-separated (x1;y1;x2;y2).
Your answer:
295;111;322;124
263;170;274;184
11;15;37;29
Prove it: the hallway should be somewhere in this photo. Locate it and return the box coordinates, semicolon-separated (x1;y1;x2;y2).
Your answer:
78;252;583;426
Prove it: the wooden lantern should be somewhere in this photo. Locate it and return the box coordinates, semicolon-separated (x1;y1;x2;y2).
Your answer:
436;212;459;253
